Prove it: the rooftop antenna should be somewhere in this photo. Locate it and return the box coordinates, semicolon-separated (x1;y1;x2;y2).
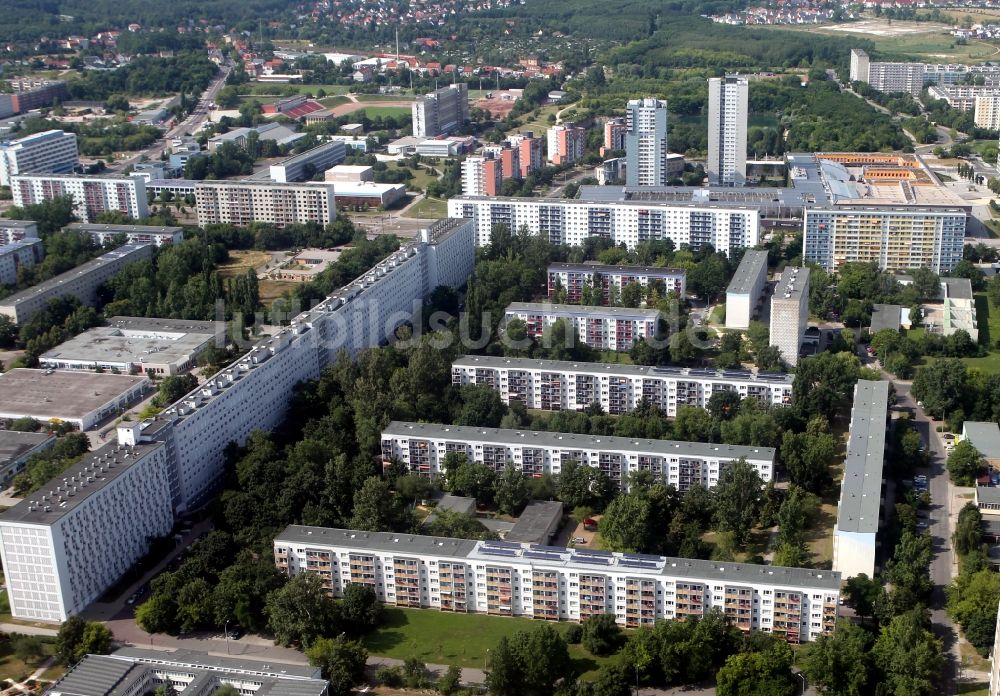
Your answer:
395;28;399;61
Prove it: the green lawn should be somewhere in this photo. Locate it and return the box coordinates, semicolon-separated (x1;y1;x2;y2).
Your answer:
363;607;617;677
356;94;415;103
976;293;1000;346
407;196;449;219
0;637;57;684
958;683;990;696
361;106;412;119
319;95;350;108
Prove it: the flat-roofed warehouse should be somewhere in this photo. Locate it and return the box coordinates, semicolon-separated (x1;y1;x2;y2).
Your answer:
0;369;150;430
0;430;55;487
40;316;224;376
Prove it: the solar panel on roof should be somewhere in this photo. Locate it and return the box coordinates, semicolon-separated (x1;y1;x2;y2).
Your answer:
482;540;520;549
575;555;612;565
723;371;752;378
524;551;563;561
623;553;661;562
481;548;518;557
618;560;660;569
575;548;614;557
531;544;567;553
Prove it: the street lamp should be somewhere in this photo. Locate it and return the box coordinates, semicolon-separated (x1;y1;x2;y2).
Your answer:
224;620;231;655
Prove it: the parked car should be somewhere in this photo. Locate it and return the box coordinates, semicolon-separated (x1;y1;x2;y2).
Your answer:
572;537;586;544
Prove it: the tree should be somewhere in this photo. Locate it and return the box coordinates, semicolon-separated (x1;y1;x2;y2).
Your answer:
591;663;633;696
458;384;507;427
213;688;239;696
557;460;615;511
447;459;497;504
438;664;463;695
946;441;982;486
954;502;984;557
0;316;16;349
843;574;882;622
948;568;1000;654
715;641;795;696
306;635;368;696
581;613;622;656
350;476;398;532
265;572;337;648
792;352;862;421
494;464;528;516
713;459;764;547
911;358;967;420
780;429;837;494
747;321;770;353
56;615;88;664
756;345;784;372
708;390;742;421
77;621;113;658
911;267;940;299
799;622;873;696
12;636;45;664
600;492;653;552
674;405;714;442
339;583;382;634
871;610;945;696
153;374;198;407
486;635;520;696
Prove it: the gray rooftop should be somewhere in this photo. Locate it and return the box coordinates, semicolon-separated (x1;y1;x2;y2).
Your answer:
942;276;974;301
837;380;890;534
41;317;221;367
276;525;841;590
453;194;764;212
0;430;55;465
0;220;38;229
870;304;902;334
48;654;145;696
0;238;42;255
505;500;563;544
436;494;476;515
505;302;660;320
452;354;793;385
978;486;1000;506
383;421;776;462
111;647;322;680
1;439;164;526
64;223;182;237
0;369;148;421
576;184;811;210
965;422;1000;460
727;249;769;296
773;266;809;302
548;262;685;277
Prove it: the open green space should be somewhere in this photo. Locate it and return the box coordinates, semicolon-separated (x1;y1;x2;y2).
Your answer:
355;93;415;103
362;607;617;677
513;105;562;136
246;83;355;96
0;636;57;685
318;95;350;108
957;682;990;696
361;106;412;119
407;196;449;219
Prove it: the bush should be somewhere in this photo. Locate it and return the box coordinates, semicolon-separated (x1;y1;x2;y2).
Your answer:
375;666;404;687
564;623;583;644
581;613;622;656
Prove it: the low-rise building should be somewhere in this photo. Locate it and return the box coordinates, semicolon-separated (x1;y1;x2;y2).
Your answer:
547;262;686;303
268;249;344;282
325;165;373;182
977;486;1000;516
964;422;1000;469
940;276;978;342
0;238;43;286
0;430;56;488
769;266;809;366
274;525;839;640
64;223;183;247
504;302;661;352
381;421;774;491
207;123;304;152
504;500;563;544
725;249;769;329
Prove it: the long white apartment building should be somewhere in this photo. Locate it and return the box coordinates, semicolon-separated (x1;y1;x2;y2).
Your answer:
504;302;660;352
129;219;475;511
0;130;79;186
269;140;347;183
833;380;889;579
0;243;155;324
11;174;149;223
926;84;1000;111
725;249;769;329
64;223;183;247
194;180;337;227
0;238;43;286
547;262;686;303
381;421;774;491
769;266;809;367
274;526;839;641
412;83;469;137
0;220;38;245
0;428;174;621
850;49;1000;96
451;355;793;417
448;196;760;253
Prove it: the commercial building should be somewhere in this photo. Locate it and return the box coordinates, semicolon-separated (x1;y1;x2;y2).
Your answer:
504;302;661;352
963;422;1000;469
274;525;839;640
625;98;670;188
0;130;79;186
268;140;347;183
725;249;769;329
547;123;586;165
451;355;794;417
0;430;55;488
769;266;809;367
50;649;329;696
194;180;337;227
412;83;469;137
462;155;502;197
0;243;155;324
0;369;149;431
833;380;889;579
547;262;686;303
0;220;38;245
603;117;627;154
64;223;183;247
0;238;43;286
11;174;149;224
381;421;774;490
0;433;172;621
207;123;304;152
40;316;223;376
447;196;761;252
940;276;978;341
707;75;749;187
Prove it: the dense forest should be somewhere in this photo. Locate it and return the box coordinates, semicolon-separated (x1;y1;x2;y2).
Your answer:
65;53;218;101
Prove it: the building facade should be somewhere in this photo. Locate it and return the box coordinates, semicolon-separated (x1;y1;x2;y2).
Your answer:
513;132;543;178
603;117;627;154
0;221;38;245
976;94;1000;130
547;262;686;303
0;130;79;186
803;205;967;273
725;249;769;330
194;181;337;227
707;75;749;187
547;123;586;165
269;141;347;183
0;238;43;286
461;155;502;197
769;266;809;367
11;174;149;224
451;355;793;417
64;223;183;247
447;196;761;253
412;83;469;137
274;525;840;641
625;98;670;188
504;302;661;352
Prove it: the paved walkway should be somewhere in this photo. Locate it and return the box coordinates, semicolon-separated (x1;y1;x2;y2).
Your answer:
0;656;58;695
0;623;58;637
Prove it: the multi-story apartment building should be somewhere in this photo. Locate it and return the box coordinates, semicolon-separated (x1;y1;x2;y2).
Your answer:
274;526;840;641
381;421;774;490
483;142;519;181
269;141;347;183
547;262;686;303
504;302;661;352
707;75;749;187
0;80;69;115
461;155;502;197
64;223;183;247
0;238;43;286
0;243;155;324
412;83;469;137
625;98;670;188
849;49;926;96
450;355;794;417
833;380;889;579
11;174;149;223
975;94;1000;130
0;220;38;245
802;205;967;273
0;432;174;621
512;132;543;178
769;266;809;367
447;196;760;252
926;84;1000;111
0;130;79;186
547;123;586;165
725;249;769;330
603;117;627;154
194;180;337;227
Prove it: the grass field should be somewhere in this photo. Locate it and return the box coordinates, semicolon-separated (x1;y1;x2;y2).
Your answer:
319;95;351;108
957;683;990;696
356;94;415;103
514;105;561;136
0;637;57;684
361;106;412;119
407;196;449;219
217;250;272;278
247;83;355;96
363;607;617;677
